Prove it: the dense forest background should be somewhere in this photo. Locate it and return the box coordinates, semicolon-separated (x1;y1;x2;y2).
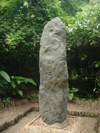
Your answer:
0;0;100;101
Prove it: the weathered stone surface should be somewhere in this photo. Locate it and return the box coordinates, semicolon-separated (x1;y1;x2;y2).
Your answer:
39;17;69;125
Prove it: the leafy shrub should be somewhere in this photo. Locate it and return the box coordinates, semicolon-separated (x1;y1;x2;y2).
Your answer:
0;0;66;89
0;70;36;98
69;88;79;100
66;4;100;98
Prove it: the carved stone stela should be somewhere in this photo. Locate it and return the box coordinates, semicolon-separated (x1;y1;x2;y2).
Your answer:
39;17;69;126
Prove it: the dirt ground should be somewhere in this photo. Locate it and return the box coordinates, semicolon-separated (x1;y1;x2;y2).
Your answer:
18;116;97;133
0;103;38;126
0;101;100;133
3;111;39;133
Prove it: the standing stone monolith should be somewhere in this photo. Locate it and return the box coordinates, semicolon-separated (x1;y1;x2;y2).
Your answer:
39;17;69;127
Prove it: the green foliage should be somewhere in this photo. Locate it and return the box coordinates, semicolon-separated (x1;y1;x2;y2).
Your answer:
69;88;79;100
0;70;36;98
0;0;100;101
66;3;100;98
27;95;31;99
0;70;10;82
60;0;77;16
27;92;37;99
89;0;100;5
74;96;96;102
60;0;90;16
11;76;37;86
2;97;11;103
0;0;66;92
17;90;23;97
0;0;68;99
31;93;37;98
66;4;100;48
94;61;100;68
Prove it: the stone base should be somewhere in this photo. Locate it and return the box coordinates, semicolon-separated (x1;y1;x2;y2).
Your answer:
40;116;69;129
18;115;97;133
